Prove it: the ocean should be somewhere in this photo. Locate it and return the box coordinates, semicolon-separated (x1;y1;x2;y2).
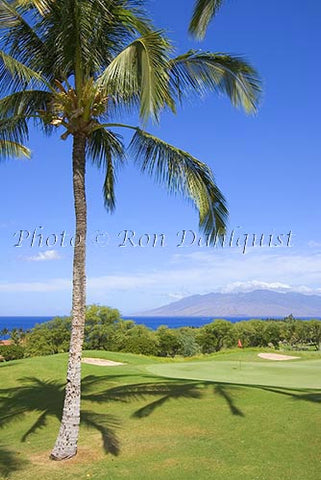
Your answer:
0;315;248;333
1;315;319;335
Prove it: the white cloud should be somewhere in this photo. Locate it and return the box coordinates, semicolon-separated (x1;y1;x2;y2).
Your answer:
24;250;62;262
2;249;321;304
82;250;321;293
88;249;321;296
221;281;321;295
222;281;292;293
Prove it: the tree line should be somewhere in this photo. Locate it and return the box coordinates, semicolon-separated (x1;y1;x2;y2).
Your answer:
1;305;320;361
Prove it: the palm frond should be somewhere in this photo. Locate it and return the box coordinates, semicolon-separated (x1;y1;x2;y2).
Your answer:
0;0;46;69
0;115;29;144
129;128;228;238
189;0;224;40
0;0;20;27
17;0;54;16
0;139;30;159
38;0;152;83
87;127;125;212
169;51;261;113
112;5;152;37
0;50;46;92
98;31;175;123
0;90;51;117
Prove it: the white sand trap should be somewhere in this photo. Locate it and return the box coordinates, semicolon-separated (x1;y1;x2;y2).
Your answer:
258;353;300;361
82;358;125;366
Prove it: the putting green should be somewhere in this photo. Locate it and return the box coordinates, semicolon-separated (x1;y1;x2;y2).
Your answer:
147;358;321;389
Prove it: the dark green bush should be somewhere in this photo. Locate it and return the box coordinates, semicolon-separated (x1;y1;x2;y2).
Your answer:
0;344;25;361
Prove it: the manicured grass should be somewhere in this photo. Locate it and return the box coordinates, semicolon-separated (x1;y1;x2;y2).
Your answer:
0;350;320;480
147;356;321;389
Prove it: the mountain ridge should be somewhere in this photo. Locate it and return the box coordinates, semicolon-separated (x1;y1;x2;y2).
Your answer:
138;290;321;317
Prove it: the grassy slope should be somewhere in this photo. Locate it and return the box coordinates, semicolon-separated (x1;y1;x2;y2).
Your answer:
0;350;320;480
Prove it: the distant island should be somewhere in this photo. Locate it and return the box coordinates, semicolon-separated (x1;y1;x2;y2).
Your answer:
139;290;321;317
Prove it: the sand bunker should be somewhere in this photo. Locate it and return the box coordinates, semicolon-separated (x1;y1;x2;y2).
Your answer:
258;353;300;361
82;358;125;366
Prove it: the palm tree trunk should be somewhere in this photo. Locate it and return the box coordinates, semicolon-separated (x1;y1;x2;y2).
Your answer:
51;132;87;460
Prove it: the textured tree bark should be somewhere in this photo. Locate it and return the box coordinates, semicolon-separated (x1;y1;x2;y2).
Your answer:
51;132;87;460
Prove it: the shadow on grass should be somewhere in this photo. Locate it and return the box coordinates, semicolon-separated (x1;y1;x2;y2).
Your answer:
214;384;244;416
256;386;321;404
0;362;22;369
82;377;202;418
0;373;320;475
0;443;29;478
0;377;120;461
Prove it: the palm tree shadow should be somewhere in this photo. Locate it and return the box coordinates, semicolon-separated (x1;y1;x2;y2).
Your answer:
82;375;244;418
1;373;319;467
82;410;120;456
257;385;321;404
0;376;120;456
0;375;241;457
0;443;29;478
130;382;202;418
82;376;203;414
214;384;244;416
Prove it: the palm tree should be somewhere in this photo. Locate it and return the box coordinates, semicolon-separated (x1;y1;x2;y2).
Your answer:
0;0;260;460
189;0;225;40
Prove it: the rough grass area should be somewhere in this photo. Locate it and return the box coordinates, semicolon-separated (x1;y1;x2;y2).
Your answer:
0;350;320;480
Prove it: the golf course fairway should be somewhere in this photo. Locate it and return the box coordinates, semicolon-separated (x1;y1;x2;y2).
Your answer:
1;351;321;480
146;357;321;389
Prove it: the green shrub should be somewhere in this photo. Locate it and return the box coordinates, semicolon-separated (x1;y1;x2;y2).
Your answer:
156;326;181;357
25;317;71;357
0;344;25;361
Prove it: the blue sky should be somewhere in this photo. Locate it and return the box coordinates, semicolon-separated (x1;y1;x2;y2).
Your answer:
0;0;321;316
